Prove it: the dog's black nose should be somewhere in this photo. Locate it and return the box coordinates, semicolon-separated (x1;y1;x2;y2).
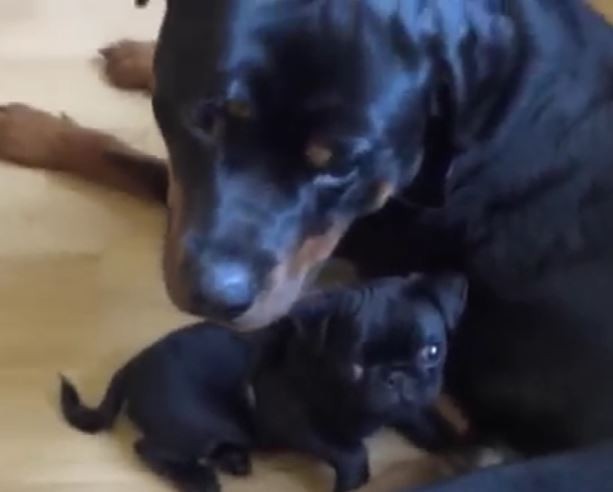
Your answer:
199;260;257;316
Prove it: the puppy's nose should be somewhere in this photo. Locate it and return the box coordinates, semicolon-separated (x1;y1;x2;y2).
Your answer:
199;260;257;316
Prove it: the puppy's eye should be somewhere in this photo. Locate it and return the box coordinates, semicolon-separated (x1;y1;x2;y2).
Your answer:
420;343;442;365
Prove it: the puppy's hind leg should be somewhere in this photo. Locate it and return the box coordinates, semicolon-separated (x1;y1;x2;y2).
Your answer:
135;438;220;492
210;443;252;476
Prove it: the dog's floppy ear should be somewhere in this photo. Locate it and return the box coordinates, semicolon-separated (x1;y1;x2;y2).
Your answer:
395;0;517;117
429;273;468;332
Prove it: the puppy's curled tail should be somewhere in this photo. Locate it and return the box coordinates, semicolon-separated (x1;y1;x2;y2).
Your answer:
59;367;128;434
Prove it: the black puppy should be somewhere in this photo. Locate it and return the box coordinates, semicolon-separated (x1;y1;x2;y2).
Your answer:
59;273;467;492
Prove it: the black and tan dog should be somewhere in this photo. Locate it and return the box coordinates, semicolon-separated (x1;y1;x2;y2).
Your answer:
60;274;467;492
4;0;613;490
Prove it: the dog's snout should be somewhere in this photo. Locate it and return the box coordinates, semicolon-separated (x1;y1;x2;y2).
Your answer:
197;258;258;317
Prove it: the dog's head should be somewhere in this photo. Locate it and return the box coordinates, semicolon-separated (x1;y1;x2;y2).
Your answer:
147;0;516;327
286;272;468;419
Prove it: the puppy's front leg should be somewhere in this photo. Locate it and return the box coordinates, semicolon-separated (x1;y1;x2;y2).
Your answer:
328;443;370;492
134;438;220;492
210;443;252;476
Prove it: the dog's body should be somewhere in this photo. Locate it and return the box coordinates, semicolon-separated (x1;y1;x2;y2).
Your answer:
60;275;466;492
410;442;613;492
2;0;613;490
139;0;613;460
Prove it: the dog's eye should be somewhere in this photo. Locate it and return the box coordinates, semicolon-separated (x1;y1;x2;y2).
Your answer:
191;100;224;140
309;137;370;187
226;99;253;120
420;343;442;365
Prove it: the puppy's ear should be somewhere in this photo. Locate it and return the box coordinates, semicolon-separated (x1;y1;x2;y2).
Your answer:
429;273;468;332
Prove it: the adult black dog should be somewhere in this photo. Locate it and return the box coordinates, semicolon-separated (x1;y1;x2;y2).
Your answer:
60;274;466;492
135;0;613;489
2;0;613;490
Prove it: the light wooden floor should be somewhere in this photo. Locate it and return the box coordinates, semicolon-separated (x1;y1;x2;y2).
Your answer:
1;2;612;491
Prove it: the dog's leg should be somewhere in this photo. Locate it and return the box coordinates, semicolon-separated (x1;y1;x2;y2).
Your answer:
292;431;370;491
134;438;220;492
99;40;156;93
0;103;167;203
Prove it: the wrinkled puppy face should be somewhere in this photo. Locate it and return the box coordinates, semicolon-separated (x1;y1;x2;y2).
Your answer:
350;273;468;415
285;273;467;417
151;0;431;327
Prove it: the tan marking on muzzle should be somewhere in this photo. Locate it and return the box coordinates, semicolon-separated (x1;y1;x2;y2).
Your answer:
163;171;193;311
372;181;394;211
235;223;347;330
289;224;346;276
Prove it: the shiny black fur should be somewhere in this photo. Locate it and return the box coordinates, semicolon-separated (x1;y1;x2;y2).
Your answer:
60;273;467;492
140;0;613;489
411;443;613;492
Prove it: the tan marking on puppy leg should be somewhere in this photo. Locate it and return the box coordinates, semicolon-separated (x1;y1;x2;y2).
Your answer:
0;103;167;202
162;175;193;311
99;39;156;93
435;394;471;436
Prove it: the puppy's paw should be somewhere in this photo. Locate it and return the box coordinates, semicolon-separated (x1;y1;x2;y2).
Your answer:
180;467;220;492
334;456;370;492
211;445;252;476
0;103;75;168
99;39;155;92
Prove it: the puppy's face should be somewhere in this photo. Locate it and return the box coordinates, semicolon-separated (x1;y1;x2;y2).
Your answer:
358;342;446;414
288;273;468;416
153;1;431;326
355;274;468;415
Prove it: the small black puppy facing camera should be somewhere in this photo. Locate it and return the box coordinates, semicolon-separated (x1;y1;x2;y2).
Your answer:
60;272;467;492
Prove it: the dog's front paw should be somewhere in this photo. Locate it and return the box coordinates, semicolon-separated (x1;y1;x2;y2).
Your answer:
99;40;155;92
0;103;76;168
